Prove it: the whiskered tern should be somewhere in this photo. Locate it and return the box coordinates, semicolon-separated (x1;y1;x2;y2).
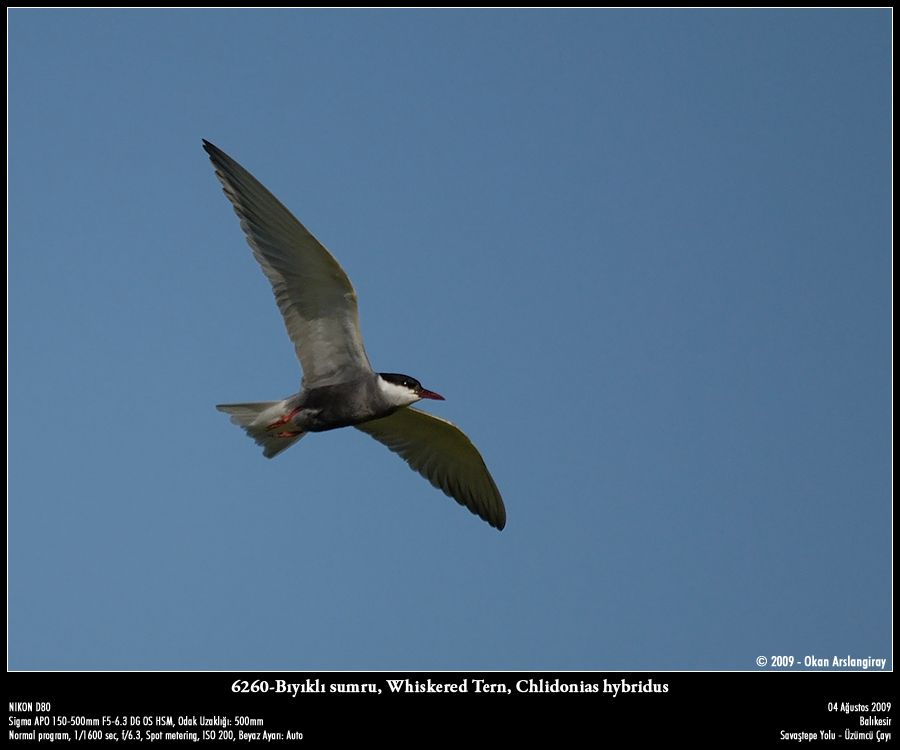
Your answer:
203;140;505;530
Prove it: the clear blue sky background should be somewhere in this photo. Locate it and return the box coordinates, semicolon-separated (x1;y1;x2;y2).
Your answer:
9;10;891;670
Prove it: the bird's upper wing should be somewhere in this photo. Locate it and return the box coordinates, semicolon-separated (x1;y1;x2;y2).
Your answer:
354;407;506;530
203;140;372;387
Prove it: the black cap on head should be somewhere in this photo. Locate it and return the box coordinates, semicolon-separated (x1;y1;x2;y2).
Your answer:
379;373;422;390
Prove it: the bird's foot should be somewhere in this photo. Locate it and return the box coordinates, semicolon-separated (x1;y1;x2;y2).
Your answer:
266;406;304;431
273;430;302;439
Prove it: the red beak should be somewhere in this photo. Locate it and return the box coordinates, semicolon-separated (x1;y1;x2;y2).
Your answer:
419;388;445;401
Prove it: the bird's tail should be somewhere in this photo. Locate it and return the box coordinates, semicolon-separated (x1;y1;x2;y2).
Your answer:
216;401;306;459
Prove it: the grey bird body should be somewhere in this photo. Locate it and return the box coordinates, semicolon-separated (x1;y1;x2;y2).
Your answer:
204;140;506;530
275;375;405;433
294;377;391;431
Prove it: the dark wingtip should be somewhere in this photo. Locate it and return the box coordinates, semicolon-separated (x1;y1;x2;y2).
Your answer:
202;139;221;158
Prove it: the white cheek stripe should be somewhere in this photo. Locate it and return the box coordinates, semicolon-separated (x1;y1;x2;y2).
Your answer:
376;377;418;406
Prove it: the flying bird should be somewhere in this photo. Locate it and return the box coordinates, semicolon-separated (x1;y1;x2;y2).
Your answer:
203;140;505;530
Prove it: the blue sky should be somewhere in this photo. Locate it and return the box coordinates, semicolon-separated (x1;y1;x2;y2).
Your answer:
9;10;891;670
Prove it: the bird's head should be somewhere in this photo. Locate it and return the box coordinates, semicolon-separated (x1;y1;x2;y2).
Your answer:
377;373;445;407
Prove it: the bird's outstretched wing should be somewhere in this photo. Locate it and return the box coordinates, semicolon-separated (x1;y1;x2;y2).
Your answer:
355;408;506;530
203;140;372;387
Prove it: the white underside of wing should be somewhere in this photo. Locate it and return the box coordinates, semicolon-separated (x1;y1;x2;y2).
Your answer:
354;407;505;530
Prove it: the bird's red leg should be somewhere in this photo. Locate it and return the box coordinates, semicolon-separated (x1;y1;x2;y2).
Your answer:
266;406;305;431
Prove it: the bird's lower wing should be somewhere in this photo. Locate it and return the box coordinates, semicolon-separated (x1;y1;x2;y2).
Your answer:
354;407;505;530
